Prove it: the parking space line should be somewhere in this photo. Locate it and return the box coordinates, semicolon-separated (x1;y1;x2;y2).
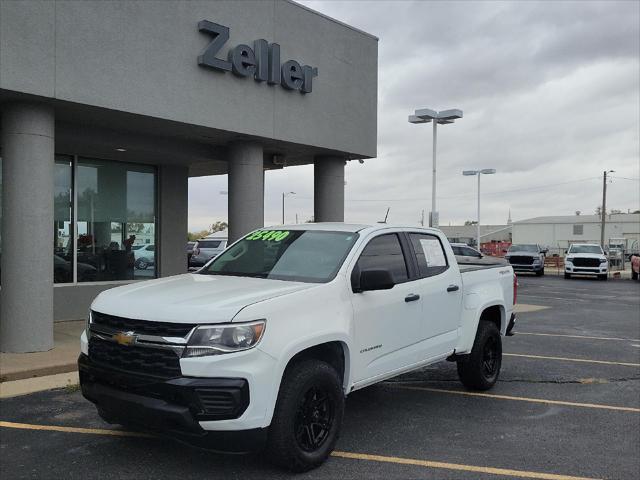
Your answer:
390;386;640;412
504;353;640;367
517;332;640;342
0;421;152;437
0;420;600;480
331;451;600;480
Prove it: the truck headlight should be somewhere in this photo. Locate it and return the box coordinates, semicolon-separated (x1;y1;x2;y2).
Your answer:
565;257;573;262
183;320;266;357
600;258;608;264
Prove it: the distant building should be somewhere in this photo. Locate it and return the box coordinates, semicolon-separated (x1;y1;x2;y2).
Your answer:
512;213;640;254
439;224;512;246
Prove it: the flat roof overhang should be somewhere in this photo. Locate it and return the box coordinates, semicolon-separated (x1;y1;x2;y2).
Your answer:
0;91;372;176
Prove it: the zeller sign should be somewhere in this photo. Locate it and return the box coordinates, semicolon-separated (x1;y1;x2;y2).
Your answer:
197;20;318;94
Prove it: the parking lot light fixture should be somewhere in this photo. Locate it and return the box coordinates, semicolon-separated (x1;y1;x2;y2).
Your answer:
409;107;463;227
462;169;497;248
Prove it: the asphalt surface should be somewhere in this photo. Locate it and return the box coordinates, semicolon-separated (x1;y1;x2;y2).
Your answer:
1;276;639;479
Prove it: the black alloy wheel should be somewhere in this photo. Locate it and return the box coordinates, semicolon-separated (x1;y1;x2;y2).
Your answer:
294;386;334;452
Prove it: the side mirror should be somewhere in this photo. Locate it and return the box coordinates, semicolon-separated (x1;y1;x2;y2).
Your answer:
359;269;395;292
541;248;548;255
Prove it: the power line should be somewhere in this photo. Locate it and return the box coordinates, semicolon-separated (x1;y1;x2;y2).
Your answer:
292;176;602;203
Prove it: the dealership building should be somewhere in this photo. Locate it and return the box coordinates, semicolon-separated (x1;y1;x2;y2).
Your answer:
0;0;378;352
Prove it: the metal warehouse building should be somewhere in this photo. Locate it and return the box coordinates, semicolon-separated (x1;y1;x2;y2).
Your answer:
512;214;640;253
0;0;378;352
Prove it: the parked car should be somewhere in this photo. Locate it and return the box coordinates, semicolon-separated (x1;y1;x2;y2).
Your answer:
564;243;608;280
187;241;196;265
54;254;97;282
189;237;227;267
79;224;517;472
450;243;507;266
630;254;639;281
504;244;547;276
133;244;155;270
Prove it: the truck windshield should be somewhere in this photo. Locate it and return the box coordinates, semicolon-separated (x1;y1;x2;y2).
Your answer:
569;245;603;254
509;245;538;253
199;230;359;283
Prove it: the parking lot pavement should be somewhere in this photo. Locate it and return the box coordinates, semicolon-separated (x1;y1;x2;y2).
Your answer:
1;276;638;480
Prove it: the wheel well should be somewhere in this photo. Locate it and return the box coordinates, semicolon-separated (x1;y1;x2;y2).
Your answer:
286;342;346;383
480;305;502;331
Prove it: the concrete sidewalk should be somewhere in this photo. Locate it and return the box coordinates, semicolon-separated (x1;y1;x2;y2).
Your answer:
0;320;84;382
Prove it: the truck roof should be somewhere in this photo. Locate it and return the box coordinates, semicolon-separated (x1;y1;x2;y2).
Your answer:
267;222;443;235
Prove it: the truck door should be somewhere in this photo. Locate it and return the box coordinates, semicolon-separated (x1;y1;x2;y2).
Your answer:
405;232;463;358
350;233;423;383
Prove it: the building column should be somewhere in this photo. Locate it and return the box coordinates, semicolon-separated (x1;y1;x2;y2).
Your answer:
314;156;345;222
1;103;55;352
228;142;264;242
159;165;189;276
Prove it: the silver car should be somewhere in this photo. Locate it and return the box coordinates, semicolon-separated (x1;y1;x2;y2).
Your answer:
189;238;228;267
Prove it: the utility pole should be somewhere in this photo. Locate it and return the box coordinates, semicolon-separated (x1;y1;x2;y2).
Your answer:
600;170;614;248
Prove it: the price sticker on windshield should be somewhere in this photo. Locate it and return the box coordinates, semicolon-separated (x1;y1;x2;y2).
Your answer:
245;230;291;242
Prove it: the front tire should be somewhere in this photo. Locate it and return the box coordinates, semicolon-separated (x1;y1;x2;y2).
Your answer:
457;321;502;391
267;359;344;472
536;268;544;276
564;272;571;279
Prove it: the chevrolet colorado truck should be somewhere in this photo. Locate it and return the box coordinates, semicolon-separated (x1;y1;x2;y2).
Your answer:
79;224;517;471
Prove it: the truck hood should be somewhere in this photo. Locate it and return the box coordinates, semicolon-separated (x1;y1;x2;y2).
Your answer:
566;253;607;260
91;273;317;324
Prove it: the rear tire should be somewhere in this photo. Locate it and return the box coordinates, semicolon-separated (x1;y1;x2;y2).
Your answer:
267;359;344;472
457;321;502;391
564;272;571;279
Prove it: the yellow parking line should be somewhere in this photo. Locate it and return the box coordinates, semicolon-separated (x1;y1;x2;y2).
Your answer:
331;451;601;480
390;386;640;413
518;332;640;342
0;420;600;480
504;353;640;367
0;421;152;437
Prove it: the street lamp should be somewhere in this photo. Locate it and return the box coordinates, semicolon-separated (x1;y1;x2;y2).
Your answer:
409;108;463;227
282;191;296;224
462;169;496;249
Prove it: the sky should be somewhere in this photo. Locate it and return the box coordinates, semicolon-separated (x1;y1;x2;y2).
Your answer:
188;0;640;232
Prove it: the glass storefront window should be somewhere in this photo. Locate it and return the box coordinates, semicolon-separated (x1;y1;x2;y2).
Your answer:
76;158;156;282
54;156;74;283
0;155;3;285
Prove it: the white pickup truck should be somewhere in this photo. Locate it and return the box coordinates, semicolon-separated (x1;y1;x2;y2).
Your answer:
79;223;517;471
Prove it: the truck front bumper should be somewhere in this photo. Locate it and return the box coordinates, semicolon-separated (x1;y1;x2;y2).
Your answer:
78;354;267;452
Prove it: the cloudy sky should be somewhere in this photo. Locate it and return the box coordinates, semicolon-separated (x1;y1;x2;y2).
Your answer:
188;0;640;232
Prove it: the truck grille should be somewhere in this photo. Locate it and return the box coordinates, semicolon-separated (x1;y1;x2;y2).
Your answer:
508;256;534;265
92;311;196;338
572;258;601;267
88;337;182;379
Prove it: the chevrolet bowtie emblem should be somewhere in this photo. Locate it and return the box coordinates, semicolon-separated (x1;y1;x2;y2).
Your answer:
112;331;137;346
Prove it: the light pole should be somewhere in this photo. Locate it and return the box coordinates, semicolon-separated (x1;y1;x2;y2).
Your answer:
462;169;496;249
282;191;296;224
409;108;463;227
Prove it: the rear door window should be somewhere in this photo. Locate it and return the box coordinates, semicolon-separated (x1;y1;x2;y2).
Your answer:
355;234;409;283
408;233;449;278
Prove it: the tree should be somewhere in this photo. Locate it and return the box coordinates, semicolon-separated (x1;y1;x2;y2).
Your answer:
210;221;228;233
595;206;605;216
464;220;478;226
188;230;212;241
609;209;622;214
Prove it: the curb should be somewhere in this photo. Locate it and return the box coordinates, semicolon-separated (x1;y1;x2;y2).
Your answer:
0;362;78;383
0;372;79;399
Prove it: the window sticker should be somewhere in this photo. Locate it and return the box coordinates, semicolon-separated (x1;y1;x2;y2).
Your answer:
419;238;446;267
245;230;290;242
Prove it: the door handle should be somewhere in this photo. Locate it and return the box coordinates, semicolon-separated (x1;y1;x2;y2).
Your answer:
405;293;420;302
447;285;460;292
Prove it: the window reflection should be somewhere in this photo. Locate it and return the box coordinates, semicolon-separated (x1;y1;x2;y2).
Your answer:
54;156;76;283
76;158;156;282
